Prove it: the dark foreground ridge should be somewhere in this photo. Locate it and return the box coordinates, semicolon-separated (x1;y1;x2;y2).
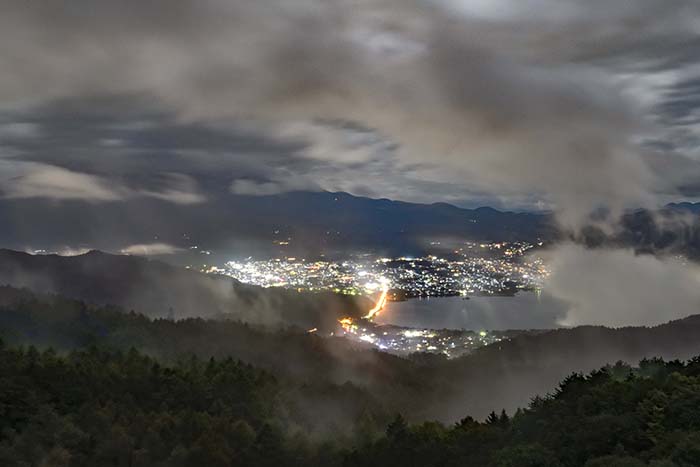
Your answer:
3;284;700;413
1;338;700;466
4;285;700;422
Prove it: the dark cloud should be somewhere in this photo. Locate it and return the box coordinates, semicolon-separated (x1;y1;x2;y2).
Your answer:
0;0;699;230
2;1;700;332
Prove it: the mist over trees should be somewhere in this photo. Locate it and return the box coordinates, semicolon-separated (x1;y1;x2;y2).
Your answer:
3;333;700;466
0;249;369;330
5;284;700;421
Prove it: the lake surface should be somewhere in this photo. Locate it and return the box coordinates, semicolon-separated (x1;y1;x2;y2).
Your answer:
375;292;570;331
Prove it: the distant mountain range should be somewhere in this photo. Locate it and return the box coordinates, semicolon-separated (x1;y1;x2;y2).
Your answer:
582;202;700;258
155;190;559;260
229;191;556;256
176;192;700;260
3;190;700;262
0;191;558;260
5;190;700;260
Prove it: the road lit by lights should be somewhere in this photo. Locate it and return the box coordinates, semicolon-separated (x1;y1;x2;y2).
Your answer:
363;286;389;320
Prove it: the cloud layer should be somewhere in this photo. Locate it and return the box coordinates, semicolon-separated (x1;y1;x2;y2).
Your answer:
120;243;182;256
0;0;698;224
2;0;700;333
546;243;700;327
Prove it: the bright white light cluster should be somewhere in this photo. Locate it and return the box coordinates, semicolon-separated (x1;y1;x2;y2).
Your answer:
210;241;549;298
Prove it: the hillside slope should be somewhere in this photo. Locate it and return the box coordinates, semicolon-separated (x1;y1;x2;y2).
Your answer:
4;285;700;422
0;249;367;329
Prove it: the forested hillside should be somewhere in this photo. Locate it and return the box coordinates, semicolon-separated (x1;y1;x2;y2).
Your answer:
346;358;700;467
5;285;700;425
2;342;700;466
0;249;368;330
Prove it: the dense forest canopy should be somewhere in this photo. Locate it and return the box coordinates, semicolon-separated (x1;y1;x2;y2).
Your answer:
2;286;700;465
2;340;700;466
4;284;700;420
4;285;700;421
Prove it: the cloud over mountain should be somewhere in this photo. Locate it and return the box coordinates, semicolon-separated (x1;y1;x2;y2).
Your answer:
0;0;698;225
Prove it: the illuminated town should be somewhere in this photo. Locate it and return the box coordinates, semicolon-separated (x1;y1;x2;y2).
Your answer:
334;318;525;359
207;241;549;298
200;241;548;358
331;282;530;358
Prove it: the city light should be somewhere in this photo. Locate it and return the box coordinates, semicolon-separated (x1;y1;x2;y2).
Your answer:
212;241;549;299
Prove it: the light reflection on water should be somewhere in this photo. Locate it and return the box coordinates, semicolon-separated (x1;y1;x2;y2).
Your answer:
375;292;570;331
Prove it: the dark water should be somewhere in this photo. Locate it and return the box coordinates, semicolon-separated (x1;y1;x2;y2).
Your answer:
375;292;570;331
